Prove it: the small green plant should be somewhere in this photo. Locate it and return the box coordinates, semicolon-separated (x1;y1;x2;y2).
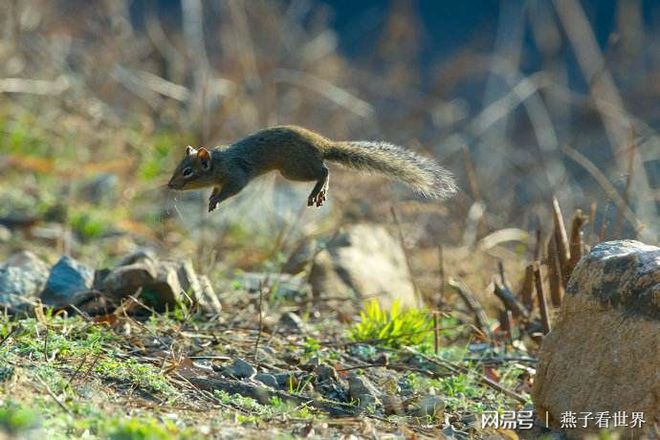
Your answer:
0;402;39;435
105;416;185;440
70;209;113;239
348;300;433;348
95;358;175;395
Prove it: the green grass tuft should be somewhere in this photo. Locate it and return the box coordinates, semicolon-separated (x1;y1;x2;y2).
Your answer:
348;300;433;348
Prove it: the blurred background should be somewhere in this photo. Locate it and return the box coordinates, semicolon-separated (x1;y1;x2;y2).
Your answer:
0;0;658;305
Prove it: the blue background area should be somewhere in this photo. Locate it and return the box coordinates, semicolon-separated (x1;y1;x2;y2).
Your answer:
138;0;660;60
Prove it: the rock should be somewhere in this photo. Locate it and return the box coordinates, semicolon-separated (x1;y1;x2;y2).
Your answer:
347;373;381;410
282;239;318;274
225;358;257;379
0;251;49;312
409;395;445;418
0;225;10;242
178;262;222;315
101;261;157;299
255;373;279;389
314;364;347;402
381;395;405;416
442;425;470;440
273;373;295;389
41;256;95;307
81;173;117;204
315;364;339;383
533;240;659;436
279;311;307;332
296;224;420;309
99;255;222;314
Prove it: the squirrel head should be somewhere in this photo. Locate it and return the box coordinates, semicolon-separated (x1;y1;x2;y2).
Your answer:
167;146;215;190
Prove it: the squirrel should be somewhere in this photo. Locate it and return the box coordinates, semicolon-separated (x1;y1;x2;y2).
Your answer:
167;125;457;212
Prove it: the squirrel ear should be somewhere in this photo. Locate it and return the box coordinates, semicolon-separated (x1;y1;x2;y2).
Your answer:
185;145;197;156
198;147;211;170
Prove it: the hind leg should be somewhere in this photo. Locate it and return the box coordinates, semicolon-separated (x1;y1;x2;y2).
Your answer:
307;166;329;207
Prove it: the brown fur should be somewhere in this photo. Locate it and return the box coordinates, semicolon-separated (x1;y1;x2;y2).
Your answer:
167;125;457;212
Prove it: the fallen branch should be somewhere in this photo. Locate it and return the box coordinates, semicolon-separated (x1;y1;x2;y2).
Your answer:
448;278;491;336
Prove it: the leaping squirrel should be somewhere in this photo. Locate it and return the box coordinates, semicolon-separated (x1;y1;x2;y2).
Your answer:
167;125;457;212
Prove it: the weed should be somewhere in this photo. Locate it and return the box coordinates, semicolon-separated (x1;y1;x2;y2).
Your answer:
348;300;433;348
95;358;175;396
0;401;39;435
104;416;194;440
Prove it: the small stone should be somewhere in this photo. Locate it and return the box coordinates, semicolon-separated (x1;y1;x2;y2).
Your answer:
279;311;307;332
381;395;404;416
273;373;295;388
356;393;380;412
255;373;279;388
0;251;49;312
41;256;95;307
347;373;381;410
315;364;339;383
409;395;445;418
81;173;117;204
101;261;157;299
226;358;256;379
178;262;221;315
442;425;470;440
0;225;10;242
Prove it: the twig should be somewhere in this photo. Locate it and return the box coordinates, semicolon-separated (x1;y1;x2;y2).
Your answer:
546;234;564;307
551;197;571;287
35;375;73;415
494;280;529;320
0;324;18;348
448;278;491;336
433;312;440;355
533;263;551;334
614;135;636;237
562;144;642;235
568;209;587;273
254;281;265;363
43;326;49;362
438;244;445;308
66;354;89;388
533;227;542;261
519;264;535;313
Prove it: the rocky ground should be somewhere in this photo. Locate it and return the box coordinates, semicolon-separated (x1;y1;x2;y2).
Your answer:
0;239;542;439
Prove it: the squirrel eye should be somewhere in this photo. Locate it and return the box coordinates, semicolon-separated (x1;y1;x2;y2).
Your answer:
182;167;193;177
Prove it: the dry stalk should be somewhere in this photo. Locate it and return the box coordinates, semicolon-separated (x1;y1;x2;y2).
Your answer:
448;278;490;337
546;234;564;307
568;208;587;274
551;197;571;287
533;262;551;334
519;264;535;313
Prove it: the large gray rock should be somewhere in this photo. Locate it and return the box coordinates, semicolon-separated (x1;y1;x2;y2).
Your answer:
41;256;95;307
0;251;49;312
533;240;659;437
295;224;419;309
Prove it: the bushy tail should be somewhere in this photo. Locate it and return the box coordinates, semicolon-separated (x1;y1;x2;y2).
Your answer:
324;141;457;199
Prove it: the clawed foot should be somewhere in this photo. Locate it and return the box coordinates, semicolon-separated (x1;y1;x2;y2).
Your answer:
307;188;327;207
208;197;219;212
